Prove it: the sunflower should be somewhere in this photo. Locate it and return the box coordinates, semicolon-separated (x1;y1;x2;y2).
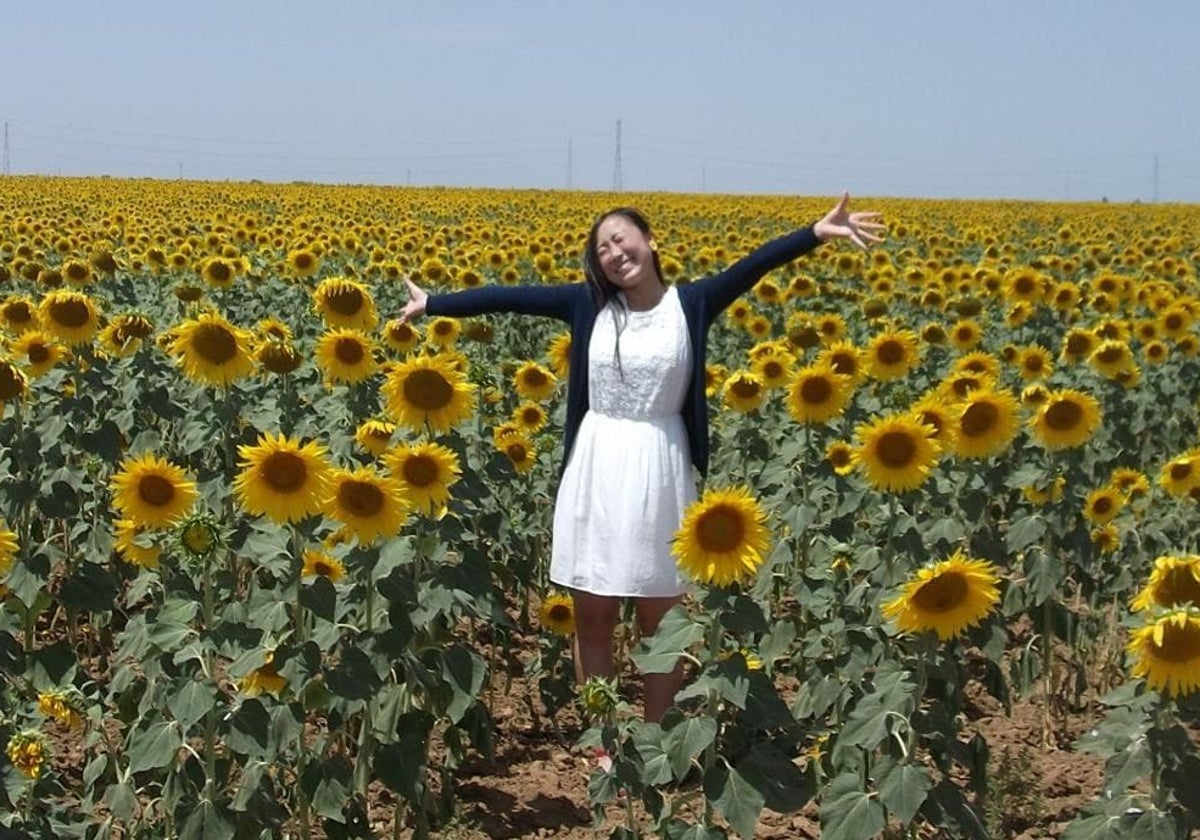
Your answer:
1131;555;1200;613
513;361;557;402
910;395;958;449
98;323;141;358
113;518;161;568
1159;451;1200;498
952;389;1020;459
0;360;28;409
750;349;795;390
384;440;461;516
0;519;17;578
672;486;770;587
240;650;288;697
920;323;947;345
1029;389;1102;450
313;276;378;331
815;313;846;344
354;419;396;457
786;364;852;425
1022;476;1066;505
816;341;867;387
1091;524;1121;554
1143;340;1169;365
1110;467;1150;502
176;513;222;561
426;316;462;348
547;332;571;379
1126;609;1200;698
38;289;101;346
1;296;39;334
722;370;766;413
854;412;941;492
949;319;983;352
1159;305;1193;339
1082;486;1123;526
170;313;255;387
302;549;346;583
866;329;920;381
825;441;855;475
498;432;538;473
257;317;293;342
512;400;549;433
881;551;1001;640
538;593;576;636
286;247;320;278
110;453;198;528
255;339;302;375
382;354;477;434
382;319;421;354
315;328;378;385
323;466;410;544
200;256;238;290
234;433;332;523
1090;340;1134;379
61;258;93;286
705;363;728;397
1060;328;1097;364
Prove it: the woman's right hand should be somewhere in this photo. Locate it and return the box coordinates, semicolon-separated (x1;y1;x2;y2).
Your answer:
397;277;428;324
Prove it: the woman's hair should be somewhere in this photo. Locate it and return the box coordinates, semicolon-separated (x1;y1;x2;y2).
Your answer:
581;208;666;380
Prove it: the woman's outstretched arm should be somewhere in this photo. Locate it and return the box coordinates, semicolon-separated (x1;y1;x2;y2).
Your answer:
396;277;580;324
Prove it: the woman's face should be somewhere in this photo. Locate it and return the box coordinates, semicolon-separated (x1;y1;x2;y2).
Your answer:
595;215;658;291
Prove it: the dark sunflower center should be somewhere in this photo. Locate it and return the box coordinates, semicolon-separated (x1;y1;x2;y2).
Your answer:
1165;314;1183;331
829;446;852;468
326;286;364;315
912;572;968;613
1152;622;1200;663
1014;277;1036;295
49;298;91;329
1152;568;1200;609
830;353;858;376
1044;400;1083;431
800;377;833;404
0;366;25;399
695;505;745;554
1096;346;1124;364
955;327;975;342
1170;462;1193;482
521;407;543;425
763;361;784;379
403;369;453;411
434;321;454;335
65;263;89;282
192;323;238;365
1066;334;1093;355
334;337;365;365
183;524;214;553
1092;496;1114;516
314;559;334;576
338;480;385;517
960;402;998;437
402;455;439;488
139;475;176;507
5;303;32;322
1024;356;1045;372
522;368;547;388
208;262;232;283
27;343;50;364
876;340;905;365
730;379;761;399
548;604;572;622
262;451;308;492
877;431;917;468
506;442;528;461
293;253;314;271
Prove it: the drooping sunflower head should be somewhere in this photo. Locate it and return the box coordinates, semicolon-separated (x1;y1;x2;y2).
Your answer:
1126;609;1200;698
323;466;411;545
1090;339;1134;379
1131;555;1200;613
38;289;101;347
234;432;332;523
169;313;255;388
538;593;576;636
1029;388;1102;450
881;550;1001;640
255;338;303;375
313;276;378;330
384;440;461;516
354;419;397;458
113;518;162;569
786;364;853;425
110;453;198;529
0;359;29;407
382;353;477;434
672;486;770;587
952;388;1021;460
854;412;941;493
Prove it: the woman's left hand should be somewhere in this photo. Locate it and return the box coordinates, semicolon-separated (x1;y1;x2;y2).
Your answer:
813;191;885;251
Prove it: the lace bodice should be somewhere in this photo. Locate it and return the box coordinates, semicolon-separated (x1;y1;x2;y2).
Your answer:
586;287;692;420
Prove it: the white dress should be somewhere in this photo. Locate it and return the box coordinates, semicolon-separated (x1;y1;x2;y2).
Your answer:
549;286;696;597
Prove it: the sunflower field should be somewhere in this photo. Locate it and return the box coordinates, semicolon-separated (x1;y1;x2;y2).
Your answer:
1;176;1199;840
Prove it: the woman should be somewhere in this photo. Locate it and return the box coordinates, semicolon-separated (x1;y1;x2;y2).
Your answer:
397;193;882;722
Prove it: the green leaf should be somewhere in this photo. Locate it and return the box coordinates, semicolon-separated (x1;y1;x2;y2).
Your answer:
736;742;813;814
1060;813;1127;840
677;825;728;840
1006;514;1047;553
922;517;966;547
1025;548;1064;606
227;698;272;758
1130;809;1178;840
59;561;119;614
630;607;704;674
441;645;486;724
301;576;337;623
168;679;215;729
127;718;182;774
309;756;353;822
375;710;434;800
630;724;674;786
104;782;138;822
819;772;885;840
704;762;765;840
1105;736;1153;795
663;715;718;780
83;754;108;788
179;798;236;840
876;757;930;826
231;761;268;812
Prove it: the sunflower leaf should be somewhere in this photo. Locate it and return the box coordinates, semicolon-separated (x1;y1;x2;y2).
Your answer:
630;608;704;674
819;771;885;840
663;715;718;779
704;761;765;840
875;756;930;825
1005;514;1047;553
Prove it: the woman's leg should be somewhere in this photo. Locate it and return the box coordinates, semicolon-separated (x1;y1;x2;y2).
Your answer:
635;595;685;723
572;590;621;682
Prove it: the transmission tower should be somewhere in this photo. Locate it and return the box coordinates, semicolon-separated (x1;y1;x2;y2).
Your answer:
612;120;623;191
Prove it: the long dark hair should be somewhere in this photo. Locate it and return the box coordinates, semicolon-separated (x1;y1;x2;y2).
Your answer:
581;207;666;379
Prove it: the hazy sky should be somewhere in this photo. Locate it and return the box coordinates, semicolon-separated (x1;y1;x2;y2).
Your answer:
3;1;1198;201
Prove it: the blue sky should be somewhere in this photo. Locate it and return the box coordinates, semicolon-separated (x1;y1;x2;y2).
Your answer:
3;1;1198;201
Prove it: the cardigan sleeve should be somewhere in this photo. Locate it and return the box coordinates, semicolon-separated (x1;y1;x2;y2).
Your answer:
692;225;821;316
425;282;581;322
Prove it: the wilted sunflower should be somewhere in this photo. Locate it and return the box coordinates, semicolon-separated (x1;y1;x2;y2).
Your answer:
6;730;49;780
1029;388;1102;450
255;338;302;375
672;486;770;586
323;466;410;544
110;453;198;528
786;364;852;425
382;354;477;434
854;412;941;492
302;549;346;583
1082;486;1123;526
513;361;557;402
313;276;378;330
1131;555;1200;613
952;389;1021;459
354;419;396;457
498;432;538;473
382;318;421;355
113;518;161;568
881;551;1001;640
866;329;920;381
170;313;255;387
722;370;766;413
38;289;101;346
1126;609;1200;698
384;440;461;516
512;400;549;433
547;332;571;379
538;593;576;635
234;433;332;523
315;328;378;384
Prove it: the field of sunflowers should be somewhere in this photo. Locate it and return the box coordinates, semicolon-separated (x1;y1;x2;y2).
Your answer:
1;176;1199;840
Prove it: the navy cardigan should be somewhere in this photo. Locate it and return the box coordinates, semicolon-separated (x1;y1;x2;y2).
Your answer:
425;225;821;478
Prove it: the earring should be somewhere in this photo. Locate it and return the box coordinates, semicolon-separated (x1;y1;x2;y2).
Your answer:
649;241;658;252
